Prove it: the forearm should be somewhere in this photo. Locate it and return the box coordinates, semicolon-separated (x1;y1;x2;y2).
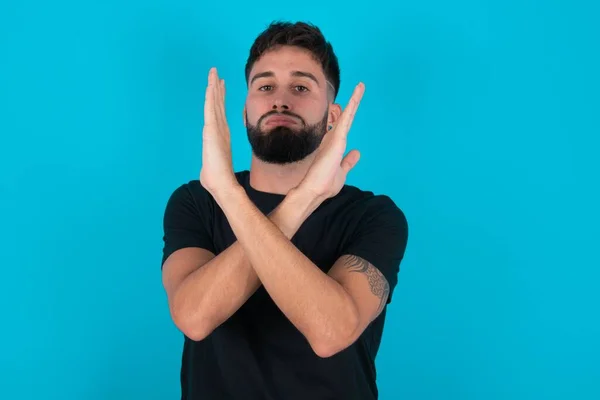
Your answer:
172;189;313;341
216;186;359;357
171;242;259;340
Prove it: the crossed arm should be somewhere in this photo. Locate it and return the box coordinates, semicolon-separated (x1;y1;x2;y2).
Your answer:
162;185;390;358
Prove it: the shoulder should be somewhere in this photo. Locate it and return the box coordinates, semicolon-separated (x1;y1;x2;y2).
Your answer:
332;184;409;263
164;170;250;214
165;180;209;210
338;184;409;265
333;184;409;303
163;179;214;223
161;180;222;265
338;184;408;233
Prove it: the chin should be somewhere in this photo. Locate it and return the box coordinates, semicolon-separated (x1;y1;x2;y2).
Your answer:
263;126;298;136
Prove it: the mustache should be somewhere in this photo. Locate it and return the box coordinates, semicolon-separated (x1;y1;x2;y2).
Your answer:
257;110;305;126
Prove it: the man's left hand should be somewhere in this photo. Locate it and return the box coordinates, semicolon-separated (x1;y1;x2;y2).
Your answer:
298;82;365;202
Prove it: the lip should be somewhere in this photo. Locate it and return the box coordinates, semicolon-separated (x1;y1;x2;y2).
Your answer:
264;115;298;126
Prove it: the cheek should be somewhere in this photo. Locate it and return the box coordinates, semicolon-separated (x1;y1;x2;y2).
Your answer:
299;97;327;121
245;99;269;124
246;95;273;117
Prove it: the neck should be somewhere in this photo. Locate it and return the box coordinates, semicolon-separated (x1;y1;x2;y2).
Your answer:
248;154;315;195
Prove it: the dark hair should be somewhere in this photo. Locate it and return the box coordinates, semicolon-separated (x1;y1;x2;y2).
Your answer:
244;21;341;100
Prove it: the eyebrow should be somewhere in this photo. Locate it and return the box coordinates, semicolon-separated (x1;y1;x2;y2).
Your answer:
250;70;321;87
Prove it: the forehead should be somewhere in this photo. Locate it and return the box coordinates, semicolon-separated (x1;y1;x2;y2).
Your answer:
249;46;324;81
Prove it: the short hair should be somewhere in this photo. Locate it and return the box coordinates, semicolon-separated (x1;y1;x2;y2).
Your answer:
244;21;341;101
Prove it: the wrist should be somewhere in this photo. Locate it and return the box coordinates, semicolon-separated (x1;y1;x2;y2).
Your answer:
211;182;245;210
287;186;324;214
270;187;323;238
291;185;326;211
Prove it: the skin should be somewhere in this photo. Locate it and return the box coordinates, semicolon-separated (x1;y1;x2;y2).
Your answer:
243;46;342;194
162;46;390;358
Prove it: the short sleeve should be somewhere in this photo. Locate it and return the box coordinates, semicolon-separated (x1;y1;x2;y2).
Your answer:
340;196;408;304
161;182;217;268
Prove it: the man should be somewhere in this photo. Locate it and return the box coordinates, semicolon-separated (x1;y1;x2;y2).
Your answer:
161;21;408;400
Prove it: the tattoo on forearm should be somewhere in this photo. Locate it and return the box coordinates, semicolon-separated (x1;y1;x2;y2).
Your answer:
344;255;389;312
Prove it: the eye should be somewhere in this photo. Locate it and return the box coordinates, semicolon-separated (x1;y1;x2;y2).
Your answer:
258;85;273;91
294;85;309;92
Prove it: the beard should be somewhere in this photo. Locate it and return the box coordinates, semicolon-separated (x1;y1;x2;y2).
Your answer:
246;109;329;165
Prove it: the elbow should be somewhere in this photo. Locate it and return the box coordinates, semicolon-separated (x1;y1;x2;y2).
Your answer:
309;309;360;358
311;342;345;359
170;295;214;341
178;319;213;342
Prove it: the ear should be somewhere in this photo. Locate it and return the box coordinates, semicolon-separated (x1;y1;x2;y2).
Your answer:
242;106;247;127
327;103;342;130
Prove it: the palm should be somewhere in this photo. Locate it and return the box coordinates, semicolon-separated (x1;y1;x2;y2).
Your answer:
199;68;236;195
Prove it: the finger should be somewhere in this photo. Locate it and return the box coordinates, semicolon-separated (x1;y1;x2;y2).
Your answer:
220;78;225;111
215;76;222;100
211;70;223;125
216;78;227;124
221;79;225;102
334;82;365;138
341;149;361;174
204;68;217;126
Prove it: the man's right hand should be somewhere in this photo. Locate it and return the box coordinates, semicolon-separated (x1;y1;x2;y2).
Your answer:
199;67;240;200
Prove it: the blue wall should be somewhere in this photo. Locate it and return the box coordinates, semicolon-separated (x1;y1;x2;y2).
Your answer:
1;1;598;399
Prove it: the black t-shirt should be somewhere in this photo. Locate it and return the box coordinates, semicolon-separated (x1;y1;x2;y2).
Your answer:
161;170;409;400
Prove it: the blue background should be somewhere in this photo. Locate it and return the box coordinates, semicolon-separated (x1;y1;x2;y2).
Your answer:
1;0;598;399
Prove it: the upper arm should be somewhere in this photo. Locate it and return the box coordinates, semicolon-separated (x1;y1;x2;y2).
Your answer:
328;255;390;333
161;182;217;301
328;196;409;336
162;247;215;302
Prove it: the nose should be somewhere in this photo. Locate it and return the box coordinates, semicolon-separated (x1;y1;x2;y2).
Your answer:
272;98;290;111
